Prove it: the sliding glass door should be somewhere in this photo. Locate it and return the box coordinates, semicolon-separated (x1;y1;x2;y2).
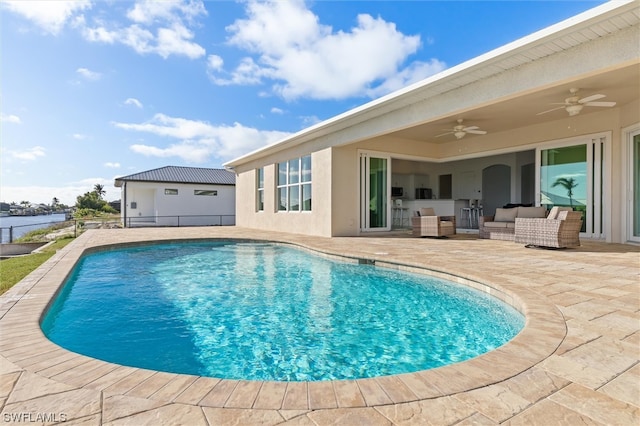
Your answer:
537;135;605;239
360;152;390;231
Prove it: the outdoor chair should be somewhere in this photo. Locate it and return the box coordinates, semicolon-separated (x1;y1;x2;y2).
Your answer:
514;207;582;248
411;208;456;238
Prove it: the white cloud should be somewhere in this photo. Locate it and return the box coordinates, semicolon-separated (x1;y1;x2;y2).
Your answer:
76;67;101;80
113;113;290;163
79;0;206;59
0;113;21;124
2;0;91;35
212;0;444;100
127;0;206;25
72;133;88;140
9;146;46;161
207;54;224;72
124;98;143;108
104;162;121;168
271;107;284;115
155;23;205;59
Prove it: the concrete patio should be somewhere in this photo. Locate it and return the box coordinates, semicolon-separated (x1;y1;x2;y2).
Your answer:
0;227;638;425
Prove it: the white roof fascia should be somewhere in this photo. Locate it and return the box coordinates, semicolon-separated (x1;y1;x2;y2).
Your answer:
224;0;638;168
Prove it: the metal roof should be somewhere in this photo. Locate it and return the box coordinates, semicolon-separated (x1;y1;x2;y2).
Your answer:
114;166;235;187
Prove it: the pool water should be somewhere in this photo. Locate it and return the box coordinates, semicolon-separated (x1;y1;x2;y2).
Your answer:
42;241;524;381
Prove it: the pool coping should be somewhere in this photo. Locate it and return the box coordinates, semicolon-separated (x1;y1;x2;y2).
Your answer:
0;228;567;413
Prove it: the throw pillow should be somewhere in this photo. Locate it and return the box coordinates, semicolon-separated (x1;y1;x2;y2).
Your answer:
420;208;436;216
493;207;518;222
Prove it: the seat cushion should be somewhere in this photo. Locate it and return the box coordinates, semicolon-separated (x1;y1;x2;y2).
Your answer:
493;208;518;222
484;221;508;229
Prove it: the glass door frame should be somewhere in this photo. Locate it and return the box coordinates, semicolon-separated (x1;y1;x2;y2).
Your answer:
625;124;640;243
359;150;392;232
535;132;609;240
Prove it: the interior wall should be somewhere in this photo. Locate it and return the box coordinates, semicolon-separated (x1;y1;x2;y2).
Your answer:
390;152;534;204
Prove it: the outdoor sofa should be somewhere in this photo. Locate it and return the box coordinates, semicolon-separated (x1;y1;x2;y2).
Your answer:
515;208;583;248
479;206;547;240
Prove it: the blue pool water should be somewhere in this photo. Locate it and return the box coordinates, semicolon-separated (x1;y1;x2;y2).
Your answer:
42;241;524;381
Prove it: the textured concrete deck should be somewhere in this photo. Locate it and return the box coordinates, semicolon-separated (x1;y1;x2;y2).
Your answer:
0;227;638;425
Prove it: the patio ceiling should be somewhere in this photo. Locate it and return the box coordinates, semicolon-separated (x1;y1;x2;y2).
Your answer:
387;62;640;144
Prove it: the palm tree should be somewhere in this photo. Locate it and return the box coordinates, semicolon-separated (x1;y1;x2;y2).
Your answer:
94;184;106;199
552;177;578;207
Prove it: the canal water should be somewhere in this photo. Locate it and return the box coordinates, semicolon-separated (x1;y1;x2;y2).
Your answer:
0;213;69;243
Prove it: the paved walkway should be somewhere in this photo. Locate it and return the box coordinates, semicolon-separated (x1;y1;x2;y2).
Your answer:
0;227;638;425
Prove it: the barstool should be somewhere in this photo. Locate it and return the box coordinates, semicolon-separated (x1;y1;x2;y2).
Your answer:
393;199;408;228
460;207;472;228
471;206;483;229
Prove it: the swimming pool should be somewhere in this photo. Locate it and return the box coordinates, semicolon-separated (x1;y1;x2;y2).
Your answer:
42;241;524;381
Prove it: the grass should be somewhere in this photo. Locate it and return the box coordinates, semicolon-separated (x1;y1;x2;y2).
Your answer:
0;237;75;295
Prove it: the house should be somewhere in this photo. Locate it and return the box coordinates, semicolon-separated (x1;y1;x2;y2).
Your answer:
224;0;640;244
114;166;236;227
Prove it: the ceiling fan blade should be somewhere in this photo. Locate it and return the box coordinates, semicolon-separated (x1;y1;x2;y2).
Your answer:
462;126;479;131
584;101;616;107
466;129;487;135
435;131;454;137
579;94;605;103
536;106;565;115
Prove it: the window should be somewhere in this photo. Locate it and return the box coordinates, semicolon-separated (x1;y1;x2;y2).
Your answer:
194;190;217;196
164;188;178;195
277;155;311;212
256;168;264;211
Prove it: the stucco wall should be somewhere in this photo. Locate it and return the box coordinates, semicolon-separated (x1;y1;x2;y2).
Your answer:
235;149;332;237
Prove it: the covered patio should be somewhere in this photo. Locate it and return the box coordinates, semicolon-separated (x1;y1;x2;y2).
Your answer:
0;227;638;425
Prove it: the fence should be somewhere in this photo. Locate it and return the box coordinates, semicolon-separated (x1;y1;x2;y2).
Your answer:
0;215;235;243
125;214;235;228
0;219;78;244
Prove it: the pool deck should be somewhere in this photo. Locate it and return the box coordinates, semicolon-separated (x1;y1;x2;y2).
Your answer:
0;227;638;425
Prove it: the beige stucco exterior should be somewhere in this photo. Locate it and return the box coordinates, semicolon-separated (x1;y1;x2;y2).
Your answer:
227;1;640;243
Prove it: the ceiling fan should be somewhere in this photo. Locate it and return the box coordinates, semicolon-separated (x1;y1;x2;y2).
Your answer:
436;119;487;139
537;88;617;116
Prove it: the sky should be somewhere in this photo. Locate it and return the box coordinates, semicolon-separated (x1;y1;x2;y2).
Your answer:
1;0;608;206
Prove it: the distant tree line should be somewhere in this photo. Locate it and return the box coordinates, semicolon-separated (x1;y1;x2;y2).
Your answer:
3;184;117;217
74;184;117;217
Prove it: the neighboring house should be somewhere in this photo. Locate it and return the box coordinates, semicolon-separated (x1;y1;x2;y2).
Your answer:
224;1;640;244
114;166;236;227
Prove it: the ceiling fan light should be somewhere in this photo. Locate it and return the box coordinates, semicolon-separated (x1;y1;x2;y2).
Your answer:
454;131;466;139
566;104;583;116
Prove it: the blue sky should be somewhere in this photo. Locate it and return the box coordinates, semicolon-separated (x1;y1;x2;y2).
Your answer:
1;0;607;205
